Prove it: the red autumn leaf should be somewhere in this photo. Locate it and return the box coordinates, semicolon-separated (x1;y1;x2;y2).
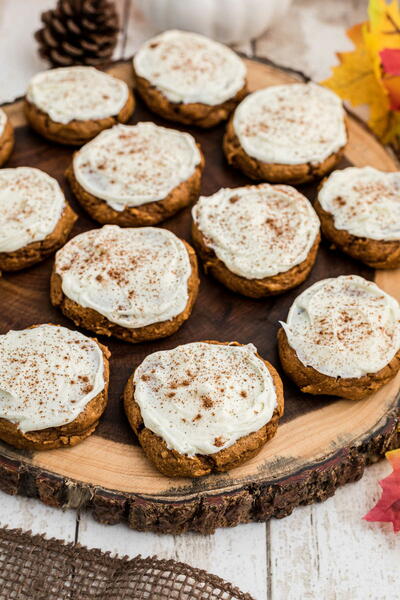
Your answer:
379;49;400;110
380;48;400;76
363;449;400;532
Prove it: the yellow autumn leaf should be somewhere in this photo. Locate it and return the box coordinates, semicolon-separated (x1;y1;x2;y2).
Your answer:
322;23;392;140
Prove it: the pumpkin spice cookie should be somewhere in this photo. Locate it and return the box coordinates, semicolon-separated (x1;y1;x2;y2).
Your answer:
224;83;347;184
278;275;400;401
67;122;204;226
0;324;109;451
51;225;199;343
24;66;134;145
0;167;77;273
0;108;14;166
133;29;247;128
192;184;320;297
124;341;284;477
316;167;400;269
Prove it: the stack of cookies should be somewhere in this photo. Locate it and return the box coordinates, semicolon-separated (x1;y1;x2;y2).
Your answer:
0;28;399;481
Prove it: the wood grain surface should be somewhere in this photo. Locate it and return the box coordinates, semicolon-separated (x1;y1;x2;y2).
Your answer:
0;58;399;535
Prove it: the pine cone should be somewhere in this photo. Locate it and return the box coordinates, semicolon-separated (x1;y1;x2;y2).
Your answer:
35;0;119;67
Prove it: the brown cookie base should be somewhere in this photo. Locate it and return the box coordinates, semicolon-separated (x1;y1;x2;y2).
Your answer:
50;240;200;343
0;119;14;166
133;70;248;128
124;340;285;477
223;119;346;184
314;198;400;269
0;327;110;451
24;91;135;145
192;221;320;298
66;149;204;227
278;328;400;401
0;203;77;272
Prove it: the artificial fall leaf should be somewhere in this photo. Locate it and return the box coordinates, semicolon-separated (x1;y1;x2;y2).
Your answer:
379;48;400;109
363;449;400;532
380;48;400;76
322;23;392;140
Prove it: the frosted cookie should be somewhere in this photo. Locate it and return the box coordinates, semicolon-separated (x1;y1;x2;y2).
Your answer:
192;184;320;297
0;324;109;450
315;167;400;269
133;30;247;128
0;108;14;166
224;83;347;184
24;66;134;145
67;122;204;226
51;225;199;343
278;275;400;400
124;341;284;477
0;167;77;272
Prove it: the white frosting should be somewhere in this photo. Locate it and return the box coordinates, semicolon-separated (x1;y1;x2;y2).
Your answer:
281;275;400;379
133;342;277;456
318;167;400;241
133;29;246;105
55;225;192;329
73;122;201;212
232;83;347;165
0;167;66;253
26;66;129;125
192;184;320;279
0;324;105;433
0;109;6;137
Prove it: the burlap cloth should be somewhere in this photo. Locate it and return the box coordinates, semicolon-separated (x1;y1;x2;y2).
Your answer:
0;526;254;600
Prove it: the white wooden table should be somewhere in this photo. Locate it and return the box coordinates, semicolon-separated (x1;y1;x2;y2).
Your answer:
0;1;399;598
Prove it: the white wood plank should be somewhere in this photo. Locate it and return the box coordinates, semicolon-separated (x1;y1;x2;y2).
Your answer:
78;516;267;599
270;460;400;599
0;0;130;104
254;0;368;81
0;0;56;104
122;1;157;58
0;489;76;541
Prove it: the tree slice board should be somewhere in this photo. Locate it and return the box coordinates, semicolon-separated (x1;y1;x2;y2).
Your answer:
1;57;399;535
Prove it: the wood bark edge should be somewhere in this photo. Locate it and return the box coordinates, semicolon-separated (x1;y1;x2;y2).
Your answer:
0;408;398;534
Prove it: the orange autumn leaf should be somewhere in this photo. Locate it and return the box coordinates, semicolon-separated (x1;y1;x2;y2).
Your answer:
363;449;400;532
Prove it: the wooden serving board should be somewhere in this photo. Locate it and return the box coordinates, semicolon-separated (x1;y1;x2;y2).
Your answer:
1;58;399;535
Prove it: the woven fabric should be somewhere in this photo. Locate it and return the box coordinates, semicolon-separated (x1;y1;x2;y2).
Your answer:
0;527;254;600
